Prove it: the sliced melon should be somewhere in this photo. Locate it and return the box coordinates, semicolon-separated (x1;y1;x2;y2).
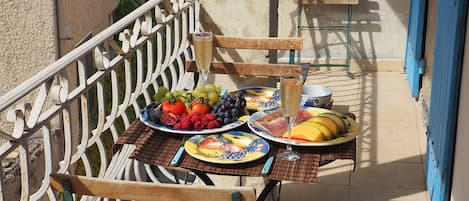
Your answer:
318;113;348;134
302;121;333;140
307;116;339;138
283;124;324;142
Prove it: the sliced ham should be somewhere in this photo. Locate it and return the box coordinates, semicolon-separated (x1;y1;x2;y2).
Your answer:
254;109;313;137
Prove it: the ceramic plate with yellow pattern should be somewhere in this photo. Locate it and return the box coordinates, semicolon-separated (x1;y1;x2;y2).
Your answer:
184;131;270;164
237;86;280;111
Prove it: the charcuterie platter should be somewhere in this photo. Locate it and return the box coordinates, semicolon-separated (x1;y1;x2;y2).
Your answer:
247;107;360;146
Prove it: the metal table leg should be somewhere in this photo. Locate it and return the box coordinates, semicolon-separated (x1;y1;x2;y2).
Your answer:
257;180;280;201
189;169;215;186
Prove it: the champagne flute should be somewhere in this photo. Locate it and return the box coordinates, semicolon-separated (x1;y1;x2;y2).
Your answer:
277;72;303;161
193;32;213;87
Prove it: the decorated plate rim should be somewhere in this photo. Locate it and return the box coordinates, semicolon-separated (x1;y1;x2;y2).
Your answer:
236;86;279;111
139;105;248;135
184;131;270;164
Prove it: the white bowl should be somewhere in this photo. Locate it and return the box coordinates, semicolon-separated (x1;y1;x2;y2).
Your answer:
301;85;332;107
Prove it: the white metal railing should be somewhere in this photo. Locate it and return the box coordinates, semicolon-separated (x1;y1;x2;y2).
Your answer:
0;0;198;200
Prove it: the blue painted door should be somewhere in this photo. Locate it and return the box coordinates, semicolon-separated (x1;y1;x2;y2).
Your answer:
404;0;427;98
426;0;468;200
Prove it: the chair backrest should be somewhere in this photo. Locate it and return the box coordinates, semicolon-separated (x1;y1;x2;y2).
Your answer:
186;35;303;77
294;0;359;5
50;174;256;201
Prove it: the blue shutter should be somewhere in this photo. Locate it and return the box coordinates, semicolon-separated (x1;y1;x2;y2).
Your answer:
426;0;468;200
404;0;427;98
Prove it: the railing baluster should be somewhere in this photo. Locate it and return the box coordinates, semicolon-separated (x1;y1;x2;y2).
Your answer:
80;153;93;177
95;138;107;178
58;107;72;174
26;82;50;129
19;143;30;200
118;59;132;117
103;69;119;129
70;93;90;163
30;125;53;201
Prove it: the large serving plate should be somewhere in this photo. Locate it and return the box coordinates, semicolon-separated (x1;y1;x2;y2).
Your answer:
237;86;279;111
140;105;249;135
184;131;270;164
247;107;361;147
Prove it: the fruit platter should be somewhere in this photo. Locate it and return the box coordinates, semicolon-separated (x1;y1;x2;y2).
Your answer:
184;131;270;164
140;84;250;134
247;107;361;146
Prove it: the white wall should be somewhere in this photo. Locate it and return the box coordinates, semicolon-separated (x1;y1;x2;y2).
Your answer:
450;7;469;200
201;0;409;72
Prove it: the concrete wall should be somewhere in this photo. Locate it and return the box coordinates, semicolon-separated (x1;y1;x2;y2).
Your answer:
198;0;276;90
279;0;408;71
0;0;58;95
0;0;117;199
450;6;469;201
200;0;409;75
421;0;438;111
56;0;118;55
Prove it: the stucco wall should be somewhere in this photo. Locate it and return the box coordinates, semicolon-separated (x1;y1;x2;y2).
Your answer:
0;0;58;95
0;0;118;199
200;0;409;74
56;0;118;55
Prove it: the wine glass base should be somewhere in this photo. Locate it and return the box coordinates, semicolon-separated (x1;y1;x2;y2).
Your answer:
277;150;301;161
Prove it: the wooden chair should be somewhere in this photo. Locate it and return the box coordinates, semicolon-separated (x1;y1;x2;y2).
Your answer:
50;174;256;201
186;35;304;83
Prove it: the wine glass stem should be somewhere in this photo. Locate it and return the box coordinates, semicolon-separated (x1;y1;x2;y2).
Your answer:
286;115;296;152
200;70;209;86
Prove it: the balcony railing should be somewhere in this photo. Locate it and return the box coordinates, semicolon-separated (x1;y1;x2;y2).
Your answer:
0;0;198;200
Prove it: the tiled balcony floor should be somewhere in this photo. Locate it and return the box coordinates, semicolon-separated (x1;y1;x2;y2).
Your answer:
197;71;428;201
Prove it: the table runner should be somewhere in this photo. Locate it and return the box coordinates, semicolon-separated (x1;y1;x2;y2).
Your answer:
114;120;356;183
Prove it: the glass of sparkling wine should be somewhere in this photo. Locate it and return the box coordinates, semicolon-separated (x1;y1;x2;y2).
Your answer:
278;72;303;161
193;32;213;86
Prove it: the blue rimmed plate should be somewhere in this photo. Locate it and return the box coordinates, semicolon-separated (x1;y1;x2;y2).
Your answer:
237;86;280;111
139;105;249;135
184;131;270;164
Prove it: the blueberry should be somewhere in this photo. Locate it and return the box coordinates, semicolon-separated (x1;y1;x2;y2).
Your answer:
223;118;231;124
